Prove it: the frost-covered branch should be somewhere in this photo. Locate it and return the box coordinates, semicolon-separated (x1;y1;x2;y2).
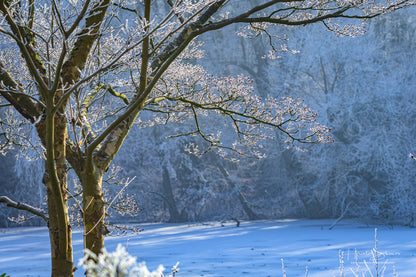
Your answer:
140;63;332;158
0;195;48;222
0;68;40;123
0;1;49;95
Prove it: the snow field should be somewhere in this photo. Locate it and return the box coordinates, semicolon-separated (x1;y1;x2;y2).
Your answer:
1;219;415;276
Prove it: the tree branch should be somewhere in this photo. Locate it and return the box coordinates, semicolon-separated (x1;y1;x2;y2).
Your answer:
0;1;49;95
0;62;41;123
197;3;349;34
65;0;92;38
166;0;186;23
66;139;84;176
196;0;412;35
0;196;48;222
88;1;228;157
236;8;351;26
60;0;111;89
91;0;151;171
151;0;227;71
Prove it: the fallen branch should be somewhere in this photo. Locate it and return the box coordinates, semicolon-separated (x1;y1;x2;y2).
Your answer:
0;196;48;222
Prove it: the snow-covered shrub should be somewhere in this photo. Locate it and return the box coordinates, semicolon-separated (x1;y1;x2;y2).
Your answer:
79;244;177;277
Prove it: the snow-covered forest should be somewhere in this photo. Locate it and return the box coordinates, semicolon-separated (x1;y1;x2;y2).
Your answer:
1;2;416;228
121;4;416;225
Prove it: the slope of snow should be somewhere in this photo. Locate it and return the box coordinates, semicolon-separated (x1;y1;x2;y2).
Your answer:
1;219;415;276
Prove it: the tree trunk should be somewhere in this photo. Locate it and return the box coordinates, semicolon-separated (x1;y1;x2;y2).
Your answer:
237;191;260;221
162;166;187;223
82;162;106;255
216;162;261;220
41;115;74;277
46;185;73;277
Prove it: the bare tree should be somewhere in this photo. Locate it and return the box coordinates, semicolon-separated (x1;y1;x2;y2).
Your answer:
0;0;414;276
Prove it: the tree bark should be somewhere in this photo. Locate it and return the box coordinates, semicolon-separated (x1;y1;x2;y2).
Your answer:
40;115;74;277
46;185;73;277
82;161;106;255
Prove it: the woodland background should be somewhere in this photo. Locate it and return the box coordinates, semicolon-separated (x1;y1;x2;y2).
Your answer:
1;3;416;228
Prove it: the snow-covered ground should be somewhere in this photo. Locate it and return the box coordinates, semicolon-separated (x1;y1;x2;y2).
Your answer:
1;219;415;276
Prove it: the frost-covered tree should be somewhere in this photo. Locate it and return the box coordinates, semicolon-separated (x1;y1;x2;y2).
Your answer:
0;0;414;276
